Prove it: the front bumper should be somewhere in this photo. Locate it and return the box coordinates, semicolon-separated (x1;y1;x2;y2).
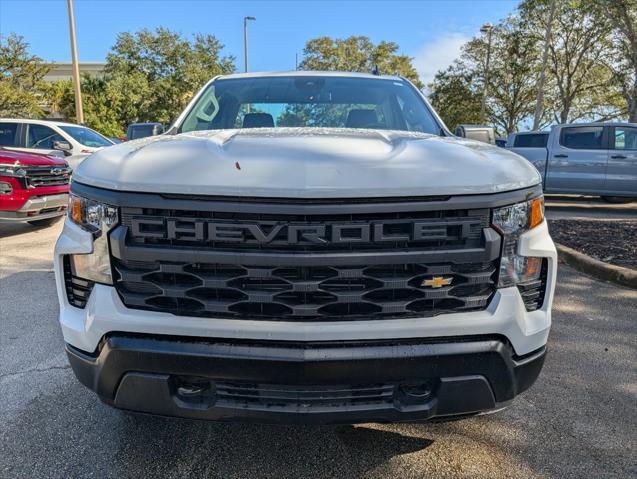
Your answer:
67;334;546;424
0;193;68;221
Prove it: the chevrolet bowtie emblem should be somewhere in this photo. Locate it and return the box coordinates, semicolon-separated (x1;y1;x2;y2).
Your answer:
421;276;453;288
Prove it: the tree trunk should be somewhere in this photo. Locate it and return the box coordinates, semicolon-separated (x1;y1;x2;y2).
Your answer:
630;79;637;123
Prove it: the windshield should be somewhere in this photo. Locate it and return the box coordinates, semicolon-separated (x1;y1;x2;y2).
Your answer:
180;76;441;134
59;125;113;148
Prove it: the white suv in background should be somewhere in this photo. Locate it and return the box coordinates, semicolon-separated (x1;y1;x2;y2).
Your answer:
0;119;114;169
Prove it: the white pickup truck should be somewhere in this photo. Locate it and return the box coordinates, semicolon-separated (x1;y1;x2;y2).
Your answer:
506;122;637;201
54;71;556;424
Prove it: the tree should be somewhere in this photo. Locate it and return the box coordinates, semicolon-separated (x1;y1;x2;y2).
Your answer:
46;74;141;137
520;0;620;124
429;1;628;132
76;75;126;137
41;79;72;118
462;17;543;134
105;28;235;126
300;36;423;89
428;65;482;132
598;0;637;122
429;17;543;135
0;34;49;117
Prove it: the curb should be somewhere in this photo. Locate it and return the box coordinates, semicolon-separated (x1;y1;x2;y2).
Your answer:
555;243;637;289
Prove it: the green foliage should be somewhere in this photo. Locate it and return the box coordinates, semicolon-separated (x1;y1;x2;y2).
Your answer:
0;34;49;117
300;36;423;89
43;77;125;137
429;17;542;135
470;17;543;133
519;0;619;124
594;0;637;122
78;75;126;137
104;28;235;126
41;79;72;117
428;65;482;132
45;27;236;136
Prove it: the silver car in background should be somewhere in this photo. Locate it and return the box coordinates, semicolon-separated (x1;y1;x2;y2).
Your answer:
507;122;637;200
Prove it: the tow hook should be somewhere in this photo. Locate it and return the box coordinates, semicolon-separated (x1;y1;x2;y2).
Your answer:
177;383;208;397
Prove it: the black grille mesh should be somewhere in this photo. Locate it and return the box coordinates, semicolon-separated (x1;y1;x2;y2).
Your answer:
114;202;497;320
113;259;497;320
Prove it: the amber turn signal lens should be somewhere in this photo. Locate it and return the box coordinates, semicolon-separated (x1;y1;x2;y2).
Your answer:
526;256;542;276
70;195;82;224
530;197;544;229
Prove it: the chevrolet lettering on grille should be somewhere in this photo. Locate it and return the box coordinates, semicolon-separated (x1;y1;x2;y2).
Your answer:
130;217;479;245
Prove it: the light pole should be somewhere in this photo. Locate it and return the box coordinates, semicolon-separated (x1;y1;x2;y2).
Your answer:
243;16;256;73
67;0;84;124
479;23;493;124
532;0;556;130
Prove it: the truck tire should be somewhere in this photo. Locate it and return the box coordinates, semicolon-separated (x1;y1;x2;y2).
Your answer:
602;196;635;204
28;216;62;227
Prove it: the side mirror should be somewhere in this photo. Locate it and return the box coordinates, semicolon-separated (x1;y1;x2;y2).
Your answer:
455;125;496;145
53;140;73;156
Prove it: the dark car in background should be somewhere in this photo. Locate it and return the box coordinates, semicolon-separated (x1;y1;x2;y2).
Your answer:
126;122;165;141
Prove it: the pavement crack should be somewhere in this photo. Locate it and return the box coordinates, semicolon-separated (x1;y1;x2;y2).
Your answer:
0;364;71;380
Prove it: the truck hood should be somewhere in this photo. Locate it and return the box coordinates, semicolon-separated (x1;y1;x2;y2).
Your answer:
73;128;541;198
0;148;68;166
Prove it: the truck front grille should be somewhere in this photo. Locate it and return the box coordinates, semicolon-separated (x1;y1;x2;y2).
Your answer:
113;257;497;321
24;165;71;188
111;200;500;321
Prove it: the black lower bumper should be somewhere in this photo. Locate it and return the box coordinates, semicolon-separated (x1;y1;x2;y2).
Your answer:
66;335;545;424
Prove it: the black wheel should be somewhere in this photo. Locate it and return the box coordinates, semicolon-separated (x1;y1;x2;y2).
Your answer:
602;196;635;204
27;216;62;227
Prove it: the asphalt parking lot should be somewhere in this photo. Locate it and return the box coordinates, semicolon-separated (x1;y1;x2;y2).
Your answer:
1;219;636;479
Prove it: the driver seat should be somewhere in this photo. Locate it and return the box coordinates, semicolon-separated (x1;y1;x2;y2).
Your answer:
242;113;274;128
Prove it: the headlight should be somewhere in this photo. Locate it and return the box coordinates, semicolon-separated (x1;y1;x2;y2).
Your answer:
0;181;13;194
67;194;118;284
492;196;544;288
0;163;27;177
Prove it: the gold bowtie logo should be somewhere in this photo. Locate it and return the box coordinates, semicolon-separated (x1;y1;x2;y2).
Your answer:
421;276;453;288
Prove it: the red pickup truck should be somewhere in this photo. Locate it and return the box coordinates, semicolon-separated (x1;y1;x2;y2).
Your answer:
0;148;71;226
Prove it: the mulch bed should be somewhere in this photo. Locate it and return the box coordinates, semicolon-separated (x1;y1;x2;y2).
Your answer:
548;220;637;269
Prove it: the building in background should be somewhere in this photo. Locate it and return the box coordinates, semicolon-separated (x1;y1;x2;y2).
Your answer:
43;62;105;82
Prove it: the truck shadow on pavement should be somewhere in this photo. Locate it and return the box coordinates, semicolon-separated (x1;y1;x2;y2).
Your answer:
113;414;433;477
